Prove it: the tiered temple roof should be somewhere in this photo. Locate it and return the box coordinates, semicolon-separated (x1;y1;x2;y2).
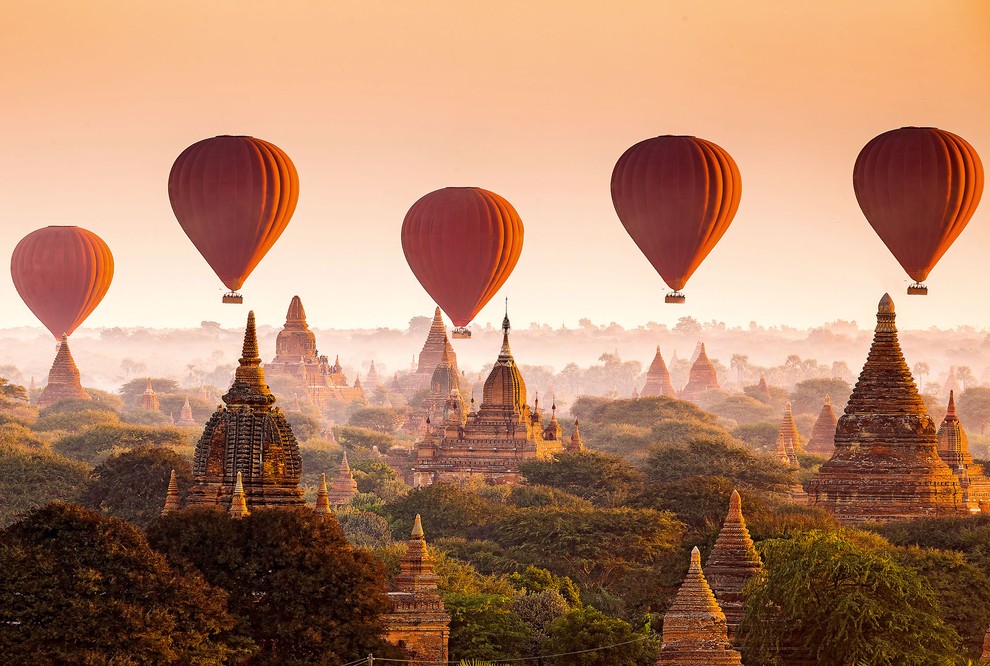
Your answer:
402;308;459;395
642;346;676;397
140;378;161;412
37;335;90;409
187;312;305;511
805;395;838;456
680;343;719;403
657;547;743;665
329;451;358;505
406;346;465;436
177;397;197;426
809;295;965;524
161;470;181;515
937;391;990;512
705;491;762;643
773;402;800;467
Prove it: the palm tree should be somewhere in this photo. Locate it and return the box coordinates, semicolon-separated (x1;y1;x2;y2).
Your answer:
730;354;749;384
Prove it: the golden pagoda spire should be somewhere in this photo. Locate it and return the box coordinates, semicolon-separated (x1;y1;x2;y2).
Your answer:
229;471;250;518
225;311;273;403
705;490;762;641
315;472;331;514
162;469;181;515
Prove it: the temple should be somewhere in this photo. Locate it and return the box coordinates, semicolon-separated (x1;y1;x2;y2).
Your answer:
680;343;719;403
412;312;563;486
186;311;305;511
161;470;181;515
264;296;364;411
402;308;459;395
328;451;358;506
140;378;161;412
383;515;450;663
406;346;466;436
642;346;676;397
937;391;990;513
942;366;960;398
657;547;743;665
314;473;331;514
37;335;89;409
365;361;380;391
704;491;762;643
773;402;800;467
809;295;965;524
176;397;197;426
754;374;772;403
805;395;838;457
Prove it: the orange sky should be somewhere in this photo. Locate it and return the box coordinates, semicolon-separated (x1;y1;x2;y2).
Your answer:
1;1;989;333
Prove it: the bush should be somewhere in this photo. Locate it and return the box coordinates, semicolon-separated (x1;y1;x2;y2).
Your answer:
52;424;187;464
0;441;90;527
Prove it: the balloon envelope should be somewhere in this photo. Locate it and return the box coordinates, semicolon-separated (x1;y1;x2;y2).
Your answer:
853;127;983;284
611;135;741;293
168;136;299;293
10;226;114;339
401;187;524;327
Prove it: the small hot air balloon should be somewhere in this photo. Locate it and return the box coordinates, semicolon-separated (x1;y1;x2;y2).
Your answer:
10;226;114;339
853;127;983;295
168;135;299;303
611;135;741;303
401;187;524;338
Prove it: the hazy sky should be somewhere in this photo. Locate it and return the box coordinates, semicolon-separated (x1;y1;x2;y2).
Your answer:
2;1;989;334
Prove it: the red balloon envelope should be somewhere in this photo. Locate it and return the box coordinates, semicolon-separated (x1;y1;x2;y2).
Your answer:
401;187;524;330
10;226;114;339
853;127;983;292
168;136;299;299
611;135;741;301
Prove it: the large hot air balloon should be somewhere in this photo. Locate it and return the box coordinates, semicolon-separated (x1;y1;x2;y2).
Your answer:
10;226;114;339
853;127;983;295
168;135;299;303
611;135;741;303
401;187;524;338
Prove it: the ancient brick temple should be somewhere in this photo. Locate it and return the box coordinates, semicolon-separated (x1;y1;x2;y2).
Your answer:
365;360;380;391
773;402;800;467
328;451;358;506
187;311;305;511
140;378;161;412
680;343;719;403
406;346;466;436
808;295;965;524
264;296;364;410
937;391;990;513
642;346;676;397
705;491;762;643
384;515;450;663
657;547;743;665
942;366;960;399
754;374;772;403
177;397;197;426
805;395;837;456
412;313;563;486
401;308;459;395
37;335;90;409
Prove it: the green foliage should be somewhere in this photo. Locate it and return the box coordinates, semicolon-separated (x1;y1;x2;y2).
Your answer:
347;407;406;434
874;514;990;584
333;506;394;548
0;441;90;527
519;451;643;506
385;483;499;539
444;591;530;662
148;507;397;664
959;387;990;434
644;438;795;493
52;423;188;464
507;484;594;510
706;394;775;426
0;502;245;663
284;410;322;441
118;377;182;407
352;458;409;502
333;424;399;452
0;376;28;404
512;589;571;657
298;438;343;486
33;406;121;433
789;378;852;415
434;538;522;576
586;423;652;460
38;397;117;418
731;420;779;452
741;530;961;665
648;419;741;450
508;566;582;606
572;395;716;429
80;446;193;527
543;606;658;666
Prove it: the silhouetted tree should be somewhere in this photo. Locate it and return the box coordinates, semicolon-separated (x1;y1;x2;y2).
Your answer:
81;447;193;527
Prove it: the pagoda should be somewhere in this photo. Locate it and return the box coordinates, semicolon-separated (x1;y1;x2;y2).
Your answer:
680;343;720;403
808;295;965;524
565;420;585;452
942;366;960;399
365;361;380;391
383;515;450;663
406;346;465;435
328;451;358;505
176;397;197;426
402;308;459;395
705;491;762;643
140;378;161;412
754;374;772;403
937;391;990;512
314;473;331;514
642;346;677;398
413;312;563;486
805;395;838;456
37;335;89;409
773;402;800;467
186;312;305;511
161;470;181;515
657;547;742;666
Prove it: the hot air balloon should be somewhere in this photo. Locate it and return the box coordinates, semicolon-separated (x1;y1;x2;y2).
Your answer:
853;127;983;295
10;226;114;339
168;135;299;303
611;135;741;303
401;187;524;338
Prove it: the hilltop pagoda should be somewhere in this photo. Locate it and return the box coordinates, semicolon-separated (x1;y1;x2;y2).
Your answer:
328;451;358;506
187;312;305;511
805;395;838;456
680;343;720;403
705;491;762;643
642;346;676;397
402;308;459;395
808;295;965;524
937;391;990;512
37;335;89;409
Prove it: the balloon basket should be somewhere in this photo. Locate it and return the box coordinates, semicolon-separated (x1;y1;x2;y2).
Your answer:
665;292;686;304
222;292;244;304
907;284;928;295
452;327;472;339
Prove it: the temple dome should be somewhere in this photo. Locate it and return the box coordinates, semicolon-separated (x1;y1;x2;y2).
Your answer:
430;347;459;396
481;314;526;411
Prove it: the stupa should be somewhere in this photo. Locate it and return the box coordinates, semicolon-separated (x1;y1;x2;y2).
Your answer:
406;346;465;435
805;395;838;456
808;295;965;524
161;470;181;515
366;361;380;391
140;378;161;412
384;515;450;663
402;308;459;394
937;391;990;512
657;547;743;665
176;397;197;426
680;343;719;403
704;491;762;642
642;347;677;397
566;420;585;452
37;335;90;409
186;312;305;511
942;366;960;399
773;402;800;467
328;451;358;505
754;374;772;403
314;473;331;514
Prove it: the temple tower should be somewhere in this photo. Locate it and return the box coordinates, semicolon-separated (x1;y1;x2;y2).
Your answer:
937;391;990;512
271;295;317;363
37;335;89;409
314;473;331;515
704;491;762;643
566;420;585;452
754;374;772;403
805;395;838;456
329;451;358;505
176;397;197;426
809;295;965;524
657;547;742;665
642;347;676;398
187;312;305;510
366;361;380;390
161;470;181;515
403;308;459;394
680;343;719;403
140;378;161;412
773;402;800;467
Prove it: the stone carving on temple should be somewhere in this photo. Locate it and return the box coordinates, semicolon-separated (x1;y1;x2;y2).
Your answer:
642;346;677;397
186;311;305;511
680;343;720;403
705;490;762;643
37;335;90;409
329;451;358;506
809;295;965;524
805;395;837;457
657;547;743;665
937;391;990;513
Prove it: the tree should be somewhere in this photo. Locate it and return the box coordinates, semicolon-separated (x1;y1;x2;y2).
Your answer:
444;591;530;662
707;394;774;425
644;438;795;493
519;451;643;506
0;502;245;663
284;410;322;441
33;405;121;433
741;530;960;665
543;606;658;666
333;425;400;452
81;447;193;527
385;483;498;539
0;441;90;527
788;378;852;415
118;377;182;407
347;407;406;434
914;362;930;388
0;377;27;404
352;459;409;502
673;316;702;337
53;423;188;464
731;421;779;453
957;366;977;390
148;507;397;665
958;388;990;435
730;354;749;384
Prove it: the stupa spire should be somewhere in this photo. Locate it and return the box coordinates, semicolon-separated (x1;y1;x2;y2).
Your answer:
642;346;677;397
774;402;800;467
315;473;331;514
37;334;89;409
229;472;249;518
680;342;719;403
329;451;358;505
705;490;762;642
226;311;272;401
806;394;838;456
162;469;181;515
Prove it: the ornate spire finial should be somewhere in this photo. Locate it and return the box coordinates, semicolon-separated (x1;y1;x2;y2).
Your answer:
229;471;249;518
315;473;330;514
728;489;742;519
162;469;181;515
412;513;425;539
825;394;831;405
689;546;702;571
947;390;957;418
